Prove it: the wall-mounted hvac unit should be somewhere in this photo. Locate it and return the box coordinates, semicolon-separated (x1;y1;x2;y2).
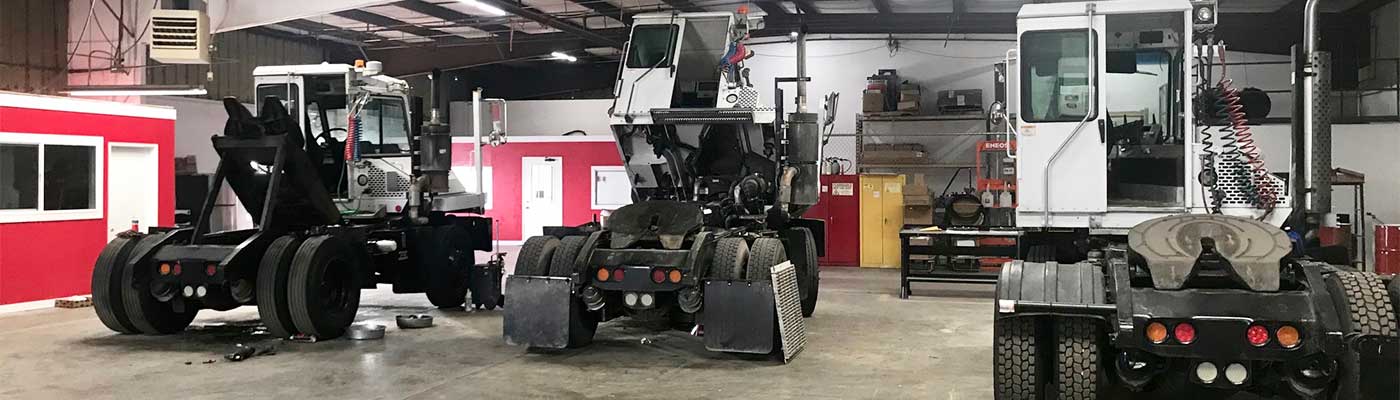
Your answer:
149;9;210;64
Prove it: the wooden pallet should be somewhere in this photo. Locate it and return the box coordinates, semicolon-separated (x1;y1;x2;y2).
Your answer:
55;296;93;309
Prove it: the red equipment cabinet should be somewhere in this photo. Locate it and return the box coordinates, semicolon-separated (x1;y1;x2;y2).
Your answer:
804;175;860;267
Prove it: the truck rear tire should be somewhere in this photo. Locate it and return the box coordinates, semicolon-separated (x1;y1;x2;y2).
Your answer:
425;224;473;308
92;236;141;334
549;236;588;277
712;237;749;280
288;235;362;339
746;237;786;281
994;316;1044;400
782;227;819;317
122;235;198;334
257;235;302;337
515;236;559;276
1054;318;1106;400
1326;271;1397;399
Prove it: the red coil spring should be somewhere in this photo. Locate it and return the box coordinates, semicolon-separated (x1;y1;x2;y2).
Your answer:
344;116;356;161
1216;77;1277;209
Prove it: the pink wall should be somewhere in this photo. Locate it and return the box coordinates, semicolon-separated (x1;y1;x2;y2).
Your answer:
0;97;175;304
454;139;623;241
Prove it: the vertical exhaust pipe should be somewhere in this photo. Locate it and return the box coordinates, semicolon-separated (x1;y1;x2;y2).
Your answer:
1300;0;1332;215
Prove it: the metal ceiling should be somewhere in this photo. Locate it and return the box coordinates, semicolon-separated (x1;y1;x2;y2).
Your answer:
260;0;1358;76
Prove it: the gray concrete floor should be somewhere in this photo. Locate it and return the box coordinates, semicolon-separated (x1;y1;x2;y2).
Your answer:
0;267;997;400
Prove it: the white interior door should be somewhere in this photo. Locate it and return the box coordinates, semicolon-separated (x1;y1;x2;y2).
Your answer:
107;143;158;241
521;157;563;238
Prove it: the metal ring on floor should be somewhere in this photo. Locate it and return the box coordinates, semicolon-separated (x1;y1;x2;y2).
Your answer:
395;314;435;329
346;323;386;340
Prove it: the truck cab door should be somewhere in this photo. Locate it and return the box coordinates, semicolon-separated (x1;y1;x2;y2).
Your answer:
613;21;685;121
1014;14;1107;227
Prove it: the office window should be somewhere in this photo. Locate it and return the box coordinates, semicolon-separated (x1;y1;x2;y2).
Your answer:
0;133;104;223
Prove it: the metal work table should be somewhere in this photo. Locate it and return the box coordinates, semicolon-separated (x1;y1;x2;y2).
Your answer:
899;228;1021;298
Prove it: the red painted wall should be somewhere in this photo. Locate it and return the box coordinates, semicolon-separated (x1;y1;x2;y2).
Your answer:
454;140;623;241
0;105;175;304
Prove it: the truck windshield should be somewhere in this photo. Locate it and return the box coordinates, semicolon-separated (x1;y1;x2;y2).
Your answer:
1020;30;1097;122
626;24;678;68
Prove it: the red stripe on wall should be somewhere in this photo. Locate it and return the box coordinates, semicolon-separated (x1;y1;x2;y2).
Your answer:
0;105;174;304
453;140;623;241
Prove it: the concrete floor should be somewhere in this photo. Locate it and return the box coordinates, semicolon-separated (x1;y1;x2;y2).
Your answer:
0;267;999;400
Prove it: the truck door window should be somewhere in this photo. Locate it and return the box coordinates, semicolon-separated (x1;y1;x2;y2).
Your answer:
359;97;409;155
255;83;300;120
1020;30;1097;122
627;24;678;68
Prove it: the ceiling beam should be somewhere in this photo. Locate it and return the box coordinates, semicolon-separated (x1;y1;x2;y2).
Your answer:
792;0;820;15
870;0;892;14
574;0;636;25
476;0;624;48
333;9;468;43
392;1;516;35
760;13;1017;35
755;1;789;15
277;18;408;47
660;0;705;13
369;29;627;76
213;0;399;33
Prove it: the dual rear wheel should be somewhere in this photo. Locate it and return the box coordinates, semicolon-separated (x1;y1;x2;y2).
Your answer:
257;234;361;339
992;316;1108;400
92;234;197;335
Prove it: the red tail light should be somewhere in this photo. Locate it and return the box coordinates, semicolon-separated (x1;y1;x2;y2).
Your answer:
1174;323;1197;344
1246;325;1270;347
172;262;183;276
612;268;625;282
651;268;667;283
206;264;218;276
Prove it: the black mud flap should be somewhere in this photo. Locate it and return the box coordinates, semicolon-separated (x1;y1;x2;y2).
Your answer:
469;262;503;309
502;275;594;349
701;280;778;355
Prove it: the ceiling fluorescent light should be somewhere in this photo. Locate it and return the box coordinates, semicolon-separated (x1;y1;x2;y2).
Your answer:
65;85;208;97
461;0;508;16
550;51;578;62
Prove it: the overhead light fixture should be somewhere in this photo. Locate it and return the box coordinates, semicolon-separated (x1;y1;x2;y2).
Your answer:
550;51;578;62
789;31;799;38
460;0;508;16
65;85;208;97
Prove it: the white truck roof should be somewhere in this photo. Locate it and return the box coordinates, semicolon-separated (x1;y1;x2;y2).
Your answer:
1018;0;1189;18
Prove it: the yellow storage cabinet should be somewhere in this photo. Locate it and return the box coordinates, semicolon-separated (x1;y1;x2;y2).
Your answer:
859;174;904;268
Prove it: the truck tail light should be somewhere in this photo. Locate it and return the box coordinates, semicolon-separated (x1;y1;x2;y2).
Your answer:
1146;321;1169;344
1246;325;1270;347
1276;325;1301;348
612;268;625;282
595;268;610;282
651;268;667;283
1174;322;1197;344
668;269;682;283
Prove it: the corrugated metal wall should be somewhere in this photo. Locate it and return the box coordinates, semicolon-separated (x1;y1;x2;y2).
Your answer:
0;0;69;94
146;30;328;103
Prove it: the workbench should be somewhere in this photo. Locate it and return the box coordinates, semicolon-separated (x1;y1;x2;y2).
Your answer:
899;228;1021;298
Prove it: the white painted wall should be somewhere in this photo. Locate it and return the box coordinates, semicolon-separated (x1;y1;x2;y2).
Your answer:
1242;122;1400;264
143;96;255;231
449;99;613;137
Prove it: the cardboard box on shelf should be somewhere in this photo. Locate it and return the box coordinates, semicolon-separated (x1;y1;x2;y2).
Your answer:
863;89;885;113
896;100;920;112
905;173;930;193
904;194;933;206
904;205;934;226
